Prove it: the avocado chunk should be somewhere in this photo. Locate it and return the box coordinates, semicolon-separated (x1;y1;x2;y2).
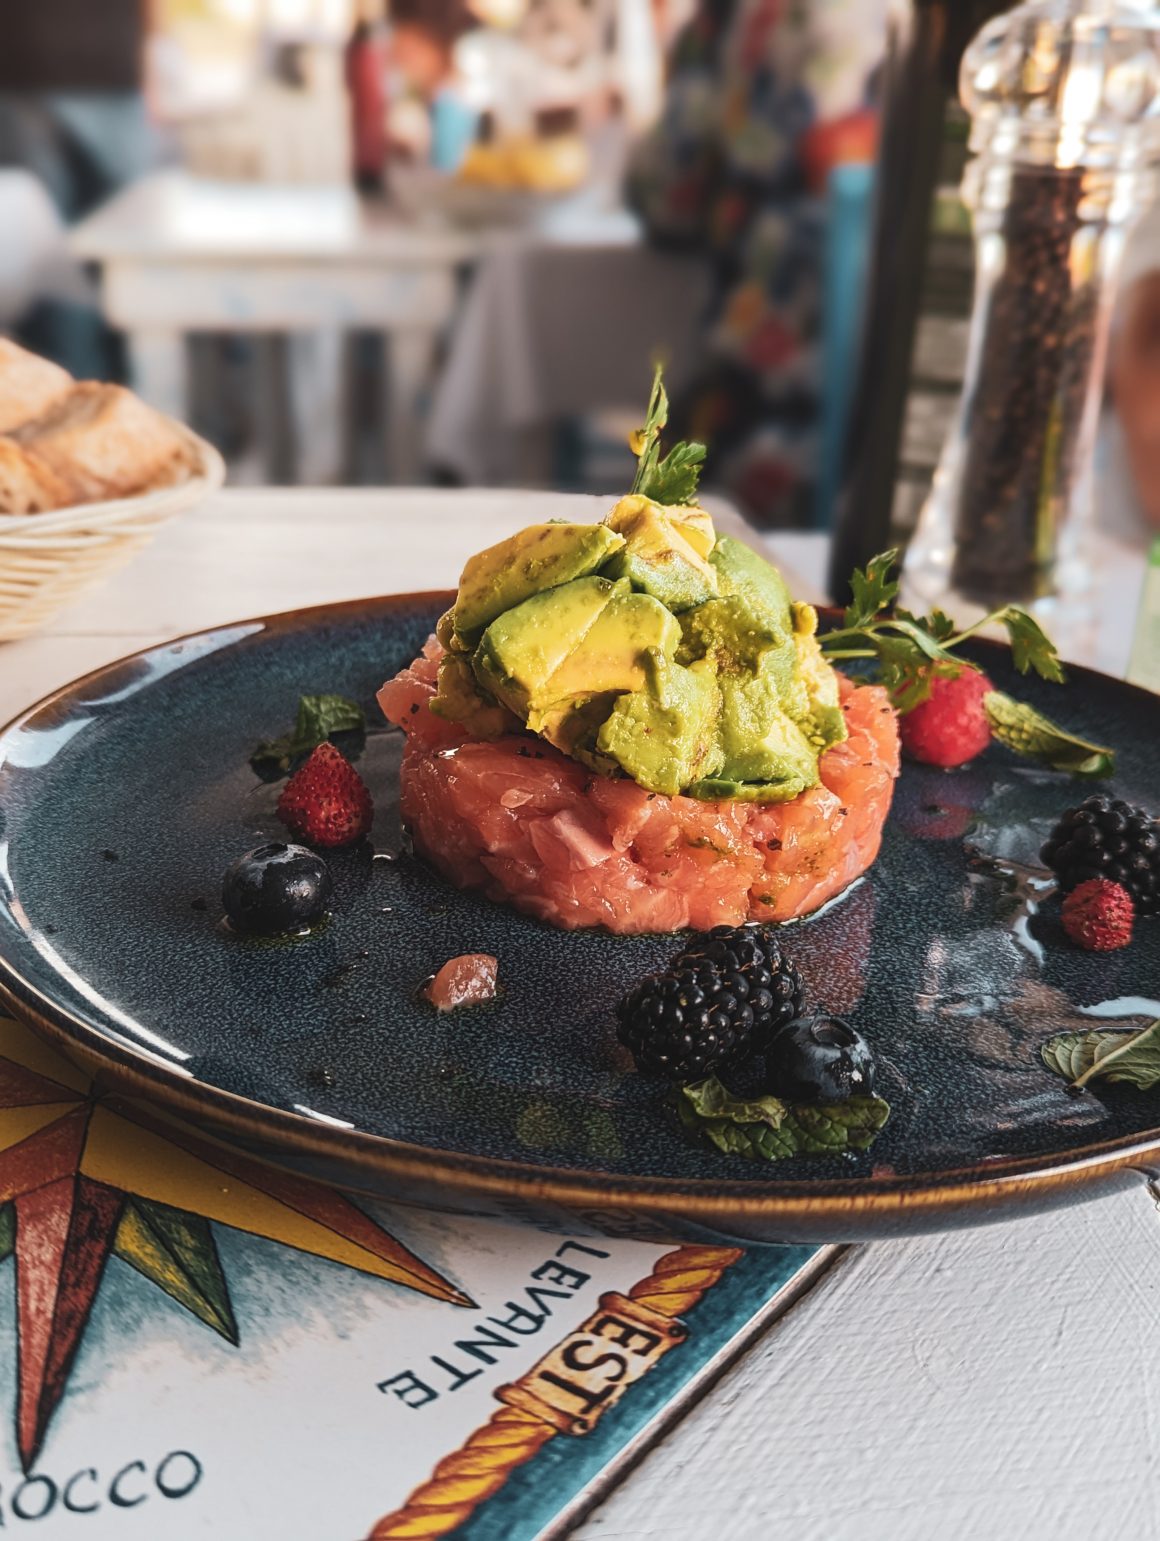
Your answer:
678;592;798;700
542;587;681;703
453;522;624;645
430;652;519;739
686;775;813;804
473;575;619;717
713;665;820;799
791;603;847;750
596;654;723;796
474;576;683;723
529;694;621;773
603;495;719;612
669;506;716;559
710;536;793;625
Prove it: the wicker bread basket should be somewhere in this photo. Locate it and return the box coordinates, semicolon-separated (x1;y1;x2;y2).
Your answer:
0;427;225;642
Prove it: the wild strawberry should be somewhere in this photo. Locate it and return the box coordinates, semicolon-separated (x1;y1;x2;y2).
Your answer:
1061;879;1134;953
277;743;373;848
899;669;994;769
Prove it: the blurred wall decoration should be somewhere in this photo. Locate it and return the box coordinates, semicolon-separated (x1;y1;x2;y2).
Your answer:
630;0;888;529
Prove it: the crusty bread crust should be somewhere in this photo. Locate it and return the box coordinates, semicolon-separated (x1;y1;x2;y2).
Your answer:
0;339;73;435
15;382;194;502
0;438;76;515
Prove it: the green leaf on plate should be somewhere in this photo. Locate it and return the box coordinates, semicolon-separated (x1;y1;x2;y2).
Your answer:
677;1077;890;1162
894;606;957;644
992;606;1066;684
983;691;1115;778
1043;1020;1160;1092
251;693;366;775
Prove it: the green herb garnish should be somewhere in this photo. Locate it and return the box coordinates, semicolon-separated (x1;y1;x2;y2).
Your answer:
821;550;1114;774
251;693;366;774
677;1076;890;1161
630;363;706;507
983;692;1115;778
1043;1020;1160;1092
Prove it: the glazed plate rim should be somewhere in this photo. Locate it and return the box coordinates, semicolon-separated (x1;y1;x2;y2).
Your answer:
2;591;1159;1225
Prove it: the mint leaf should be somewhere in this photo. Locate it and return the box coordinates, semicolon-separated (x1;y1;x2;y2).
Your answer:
678;1077;890;1161
630;364;705;506
787;1099;893;1154
251;693;365;774
983;691;1114;778
1042;1020;1160;1091
297;693;364;743
843;550;900;629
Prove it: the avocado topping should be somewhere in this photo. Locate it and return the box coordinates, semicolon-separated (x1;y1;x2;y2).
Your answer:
451;521;624;647
432;371;848;802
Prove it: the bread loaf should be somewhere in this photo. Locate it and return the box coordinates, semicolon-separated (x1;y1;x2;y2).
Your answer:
0;339;73;434
0;438;75;514
15;383;194;502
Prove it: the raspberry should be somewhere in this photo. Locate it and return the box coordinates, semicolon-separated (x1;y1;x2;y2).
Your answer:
899;669;994;769
1061;879;1134;952
277;743;373;848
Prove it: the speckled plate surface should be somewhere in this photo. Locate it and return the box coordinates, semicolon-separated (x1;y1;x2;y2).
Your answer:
2;594;1160;1243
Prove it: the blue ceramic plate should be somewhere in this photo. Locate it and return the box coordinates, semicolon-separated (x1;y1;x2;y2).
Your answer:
2;594;1159;1242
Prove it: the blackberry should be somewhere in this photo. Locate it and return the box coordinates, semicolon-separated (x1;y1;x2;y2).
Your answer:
1041;795;1160;915
617;926;805;1081
675;926;805;1052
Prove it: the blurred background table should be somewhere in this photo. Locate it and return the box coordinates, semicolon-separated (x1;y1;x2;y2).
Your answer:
69;170;477;483
2;486;1159;1541
69;171;708;491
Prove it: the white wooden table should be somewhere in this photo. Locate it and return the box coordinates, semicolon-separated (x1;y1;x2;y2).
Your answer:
4;488;1159;1541
69;173;479;484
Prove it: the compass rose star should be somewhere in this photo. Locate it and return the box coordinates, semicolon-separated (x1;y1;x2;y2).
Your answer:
0;1018;469;1471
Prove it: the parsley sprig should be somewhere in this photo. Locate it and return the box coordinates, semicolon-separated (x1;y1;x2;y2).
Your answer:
630;364;706;507
821;550;1114;777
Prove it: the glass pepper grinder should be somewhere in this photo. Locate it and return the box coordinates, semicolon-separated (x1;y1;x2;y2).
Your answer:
901;0;1160;641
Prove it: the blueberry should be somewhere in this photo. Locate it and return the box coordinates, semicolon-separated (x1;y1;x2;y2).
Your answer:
221;843;333;936
764;1016;877;1104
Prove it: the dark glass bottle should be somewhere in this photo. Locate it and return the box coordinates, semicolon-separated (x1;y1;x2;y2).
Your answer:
345;1;388;195
828;0;1017;602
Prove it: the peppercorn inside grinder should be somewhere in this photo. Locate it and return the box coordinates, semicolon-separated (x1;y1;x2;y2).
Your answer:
902;0;1160;638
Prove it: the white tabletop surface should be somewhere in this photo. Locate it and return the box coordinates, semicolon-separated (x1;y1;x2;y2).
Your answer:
3;488;1159;1541
69;169;480;266
68;168;644;268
